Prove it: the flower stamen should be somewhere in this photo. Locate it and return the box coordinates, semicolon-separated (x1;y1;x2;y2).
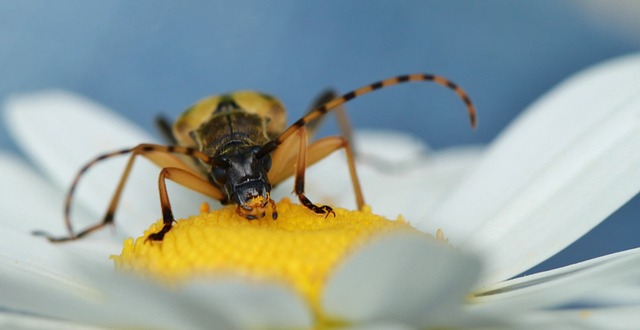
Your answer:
112;198;430;318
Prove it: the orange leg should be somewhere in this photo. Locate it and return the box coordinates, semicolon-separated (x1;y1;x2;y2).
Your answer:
293;127;335;216
270;127;364;213
307;89;358;158
35;144;223;242
306;135;364;209
147;166;224;241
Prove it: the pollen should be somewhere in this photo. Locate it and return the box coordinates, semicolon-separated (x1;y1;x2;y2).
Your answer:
112;198;426;316
247;195;266;207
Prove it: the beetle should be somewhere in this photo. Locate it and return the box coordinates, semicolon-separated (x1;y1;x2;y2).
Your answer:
36;73;477;242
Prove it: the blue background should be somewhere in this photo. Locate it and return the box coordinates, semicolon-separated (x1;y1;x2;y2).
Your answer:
0;1;638;275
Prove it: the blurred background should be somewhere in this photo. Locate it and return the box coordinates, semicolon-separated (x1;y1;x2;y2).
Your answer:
0;1;638;275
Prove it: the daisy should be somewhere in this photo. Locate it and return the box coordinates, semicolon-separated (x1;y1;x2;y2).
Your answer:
2;53;640;329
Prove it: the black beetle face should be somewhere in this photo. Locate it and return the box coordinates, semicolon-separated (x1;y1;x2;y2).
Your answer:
211;146;273;219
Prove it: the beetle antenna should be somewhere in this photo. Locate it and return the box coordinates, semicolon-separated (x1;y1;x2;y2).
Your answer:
257;73;477;158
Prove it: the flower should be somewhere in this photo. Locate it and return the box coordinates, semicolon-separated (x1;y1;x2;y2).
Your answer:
114;200;447;324
2;53;640;329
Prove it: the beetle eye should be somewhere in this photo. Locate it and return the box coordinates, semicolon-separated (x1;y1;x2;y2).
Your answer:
262;154;272;172
212;166;228;185
212;155;229;168
249;147;271;172
250;146;262;155
211;155;230;184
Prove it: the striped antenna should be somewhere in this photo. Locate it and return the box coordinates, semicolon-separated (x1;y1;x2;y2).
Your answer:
257;73;477;158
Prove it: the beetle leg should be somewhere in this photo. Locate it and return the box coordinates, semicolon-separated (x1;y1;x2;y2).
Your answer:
309;135;364;209
36;144;223;242
147;166;223;241
270;133;364;212
292;127;335;216
306;89;356;157
303;89;334;136
288;126;364;216
155;115;178;145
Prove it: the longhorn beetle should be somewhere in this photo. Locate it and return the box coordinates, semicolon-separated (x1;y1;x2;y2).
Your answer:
36;73;477;242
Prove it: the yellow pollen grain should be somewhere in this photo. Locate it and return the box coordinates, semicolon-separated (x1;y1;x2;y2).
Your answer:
199;202;210;214
112;198;425;317
247;195;266;207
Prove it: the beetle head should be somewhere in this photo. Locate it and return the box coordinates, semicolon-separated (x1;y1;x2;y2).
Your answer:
211;145;274;219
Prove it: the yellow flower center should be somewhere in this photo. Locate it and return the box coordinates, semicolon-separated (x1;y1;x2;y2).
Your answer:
112;198;428;319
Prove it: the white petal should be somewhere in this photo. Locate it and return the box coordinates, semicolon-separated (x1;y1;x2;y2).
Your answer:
343;322;417;330
426;54;640;284
578;283;640;306
0;153;123;262
0;311;106;330
180;279;312;329
353;129;431;165
85;274;233;329
0;152;99;236
1;259;309;329
360;145;484;223
0;230;110;325
472;248;640;313
69;269;312;329
322;233;481;327
0;228;104;286
0;216;125;326
514;306;640;330
3;91;206;237
0;246;228;330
